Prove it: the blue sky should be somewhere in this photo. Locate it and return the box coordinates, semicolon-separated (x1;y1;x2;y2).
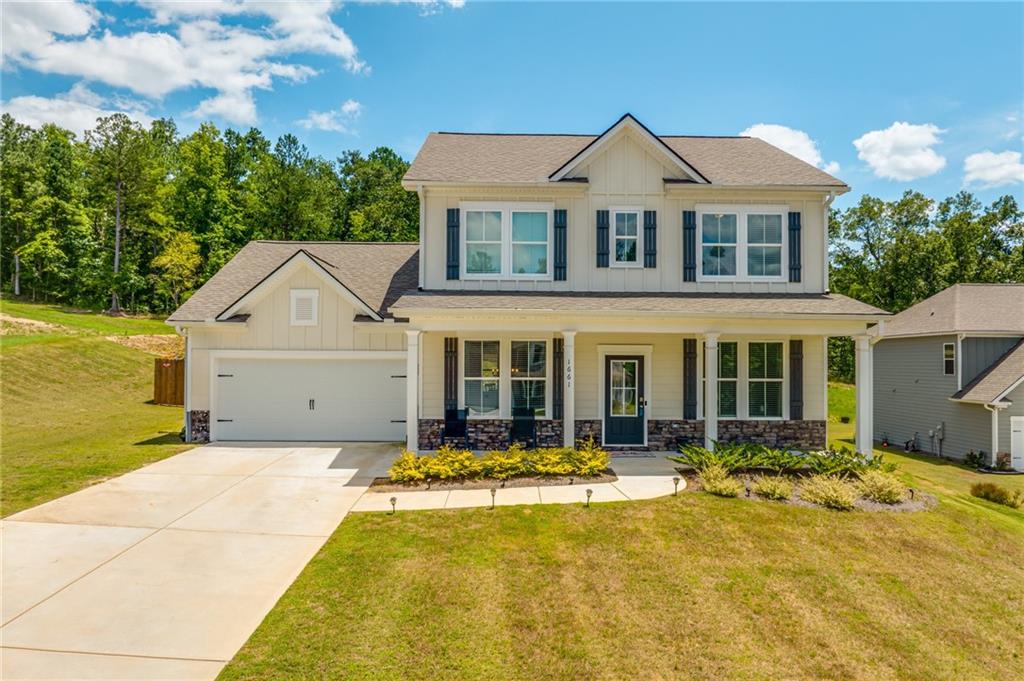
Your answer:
2;1;1021;208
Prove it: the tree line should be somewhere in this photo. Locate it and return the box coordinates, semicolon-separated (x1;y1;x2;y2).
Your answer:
1;113;1021;368
1;113;417;312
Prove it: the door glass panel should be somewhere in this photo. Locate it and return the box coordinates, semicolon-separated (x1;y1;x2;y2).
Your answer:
610;359;638;417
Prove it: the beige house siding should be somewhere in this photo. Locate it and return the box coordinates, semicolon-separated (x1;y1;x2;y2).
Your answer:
419;331;826;422
420;129;829;294
187;264;407;410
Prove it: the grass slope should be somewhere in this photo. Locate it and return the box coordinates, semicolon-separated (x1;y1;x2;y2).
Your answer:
222;384;1024;681
1;300;190;515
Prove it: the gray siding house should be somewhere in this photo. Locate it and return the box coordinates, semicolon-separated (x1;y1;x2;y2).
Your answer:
873;284;1024;469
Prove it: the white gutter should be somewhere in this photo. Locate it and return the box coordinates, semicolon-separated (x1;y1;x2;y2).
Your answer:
823;190;837;292
956;333;964;390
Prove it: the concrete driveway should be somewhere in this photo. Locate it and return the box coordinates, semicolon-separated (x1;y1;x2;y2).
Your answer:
1;443;395;680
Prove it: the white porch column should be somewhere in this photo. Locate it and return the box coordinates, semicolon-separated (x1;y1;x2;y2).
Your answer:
855;334;873;457
704;333;719;450
562;331;576;447
987;405;1002;467
405;330;421;452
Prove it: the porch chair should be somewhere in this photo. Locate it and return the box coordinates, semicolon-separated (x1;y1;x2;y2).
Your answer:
510;406;537;449
441;408;469;449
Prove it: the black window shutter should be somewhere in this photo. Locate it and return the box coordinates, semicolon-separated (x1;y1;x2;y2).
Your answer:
444;337;458;410
554;209;568;281
596;210;609;268
683;338;697;419
788;212;802;283
446;208;460;280
643;210;657;268
682;210;697;282
789;339;803;420
552;338;564;419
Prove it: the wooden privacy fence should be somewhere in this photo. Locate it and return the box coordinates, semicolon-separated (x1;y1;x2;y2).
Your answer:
154;358;185;406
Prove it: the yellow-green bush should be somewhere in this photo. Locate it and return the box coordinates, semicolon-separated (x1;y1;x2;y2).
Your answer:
570;435;610;476
858;470;906;504
800;474;857;510
751;475;792;501
532;447;575;476
970;482;1023;509
388;450;425;483
423;445;482;480
481;443;531;480
699;463;744;497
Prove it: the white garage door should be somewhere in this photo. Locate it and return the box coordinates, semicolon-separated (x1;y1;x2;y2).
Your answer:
214;357;406;441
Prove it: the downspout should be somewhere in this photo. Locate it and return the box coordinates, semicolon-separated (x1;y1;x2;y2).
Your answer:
823;191;837;292
984;403;1005;467
956;333;964;391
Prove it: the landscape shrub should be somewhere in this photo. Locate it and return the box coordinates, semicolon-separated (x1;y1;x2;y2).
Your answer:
963;450;986;469
857;470;907;504
970;482;1024;509
995;452;1013;472
670;442;806;474
699;463;744;497
800;474;858;510
751;475;792;501
805;447;895;478
570;435;610;476
532;447;575;476
423;445;482;480
480;443;531;480
388;450;425;483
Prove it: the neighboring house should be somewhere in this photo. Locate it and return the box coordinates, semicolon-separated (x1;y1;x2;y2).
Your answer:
873;284;1024;469
167;114;887;452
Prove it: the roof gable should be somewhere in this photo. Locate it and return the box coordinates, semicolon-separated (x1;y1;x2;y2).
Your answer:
548;114;709;183
882;284;1024;338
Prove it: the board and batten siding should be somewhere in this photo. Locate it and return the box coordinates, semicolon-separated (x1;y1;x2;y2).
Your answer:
873;335;996;459
962;336;1022;386
420;331;826;423
420;130;829;293
187;264;407;411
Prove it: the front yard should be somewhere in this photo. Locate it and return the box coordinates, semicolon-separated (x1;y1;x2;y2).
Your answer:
222;384;1024;681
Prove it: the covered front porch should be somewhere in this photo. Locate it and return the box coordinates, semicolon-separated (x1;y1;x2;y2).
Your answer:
401;318;877;455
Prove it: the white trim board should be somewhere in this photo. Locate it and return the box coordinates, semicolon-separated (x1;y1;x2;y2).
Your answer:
597;344;653;447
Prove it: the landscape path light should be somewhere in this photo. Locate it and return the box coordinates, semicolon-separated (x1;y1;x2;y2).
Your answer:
673;477;680;496
490;487;496;510
586;488;593;508
390;497;397;515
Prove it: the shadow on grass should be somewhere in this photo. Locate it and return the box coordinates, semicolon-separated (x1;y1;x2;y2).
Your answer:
135;432;182;446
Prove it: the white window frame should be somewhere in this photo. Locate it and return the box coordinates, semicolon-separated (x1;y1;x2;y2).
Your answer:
747;340;786;420
610;206;644;268
698;339;789;421
696;204;789;283
289;288;319;326
460;202;553;281
943;342;956;376
457;337;553;420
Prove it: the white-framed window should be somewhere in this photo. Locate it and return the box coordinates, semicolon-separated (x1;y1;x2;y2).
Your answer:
943;342;956;375
289;289;319;326
697;204;788;282
748;341;784;418
701;341;738;418
463;340;500;416
511;340;546;416
462;202;552;279
611;207;642;266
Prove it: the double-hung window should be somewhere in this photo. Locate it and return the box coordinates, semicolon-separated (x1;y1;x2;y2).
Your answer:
611;208;641;266
701;212;738;276
698;205;787;281
702;341;738;418
943;343;955;375
748;342;784;418
511;341;546;416
462;203;552;279
464;340;500;416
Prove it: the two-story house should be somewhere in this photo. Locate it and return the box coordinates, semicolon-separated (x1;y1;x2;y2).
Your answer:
167;114;887;454
873;284;1024;469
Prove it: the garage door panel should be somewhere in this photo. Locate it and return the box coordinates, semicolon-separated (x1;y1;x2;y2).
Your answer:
215;357;405;441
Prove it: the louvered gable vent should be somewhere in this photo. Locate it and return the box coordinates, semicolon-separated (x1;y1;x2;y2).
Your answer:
290;289;319;326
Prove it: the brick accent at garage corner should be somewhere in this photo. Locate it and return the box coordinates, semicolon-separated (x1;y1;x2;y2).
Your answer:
418;419;563;450
718;420;827;450
189;410;210;443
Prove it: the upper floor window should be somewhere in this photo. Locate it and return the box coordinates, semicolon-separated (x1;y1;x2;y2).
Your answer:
611;208;641;266
289;289;319;326
462;202;552;279
943;342;955;375
698;205;788;282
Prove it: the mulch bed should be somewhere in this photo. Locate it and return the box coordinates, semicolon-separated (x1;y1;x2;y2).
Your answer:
368;469;618;493
677;469;938;512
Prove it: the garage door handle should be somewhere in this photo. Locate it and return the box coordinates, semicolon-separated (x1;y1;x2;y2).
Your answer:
217;419;233;423
309;399;315;410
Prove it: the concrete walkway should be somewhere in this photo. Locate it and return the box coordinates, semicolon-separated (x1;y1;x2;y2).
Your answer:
1;443;395;681
351;455;684;512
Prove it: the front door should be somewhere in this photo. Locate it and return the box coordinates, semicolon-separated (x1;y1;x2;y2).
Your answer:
1012;417;1024;471
605;356;645;445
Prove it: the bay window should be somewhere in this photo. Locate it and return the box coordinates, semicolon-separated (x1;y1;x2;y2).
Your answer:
464;340;500;416
697;205;788;281
461;202;552;279
748;342;784;418
511;341;546;416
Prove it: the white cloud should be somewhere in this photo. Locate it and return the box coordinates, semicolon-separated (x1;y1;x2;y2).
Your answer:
963;150;1024;188
853;122;947;181
298;98;362;133
740;123;840;175
1;83;153;136
3;1;367;125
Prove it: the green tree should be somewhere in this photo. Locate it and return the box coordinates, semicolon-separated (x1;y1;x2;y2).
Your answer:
1;114;44;296
152;231;201;308
337;147;418;242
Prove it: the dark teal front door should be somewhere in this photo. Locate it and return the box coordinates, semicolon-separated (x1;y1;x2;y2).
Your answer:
604;355;644;445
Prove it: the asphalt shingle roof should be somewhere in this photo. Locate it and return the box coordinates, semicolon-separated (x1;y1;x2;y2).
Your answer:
882;284;1024;338
951;339;1024;404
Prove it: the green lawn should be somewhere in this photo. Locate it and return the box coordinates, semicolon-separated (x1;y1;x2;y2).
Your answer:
222;385;1024;680
1;300;191;515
